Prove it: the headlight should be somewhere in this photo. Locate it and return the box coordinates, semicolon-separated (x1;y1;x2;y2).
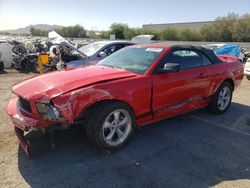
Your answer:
36;103;64;120
36;103;49;116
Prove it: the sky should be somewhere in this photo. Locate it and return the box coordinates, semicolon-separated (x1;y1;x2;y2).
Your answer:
0;0;250;31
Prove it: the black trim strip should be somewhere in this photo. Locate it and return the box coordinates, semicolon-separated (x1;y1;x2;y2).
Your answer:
154;97;206;115
136;96;210;120
150;79;154;114
136;112;153;120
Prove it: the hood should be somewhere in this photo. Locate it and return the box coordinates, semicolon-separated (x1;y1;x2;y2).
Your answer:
13;66;137;102
48;31;85;57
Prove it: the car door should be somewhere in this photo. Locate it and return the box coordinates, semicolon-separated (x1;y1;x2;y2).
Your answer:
151;49;211;120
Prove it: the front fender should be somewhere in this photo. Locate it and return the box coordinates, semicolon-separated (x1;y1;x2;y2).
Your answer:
52;76;152;124
52;87;115;123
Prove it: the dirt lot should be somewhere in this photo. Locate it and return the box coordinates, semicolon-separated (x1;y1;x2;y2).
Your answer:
0;69;250;188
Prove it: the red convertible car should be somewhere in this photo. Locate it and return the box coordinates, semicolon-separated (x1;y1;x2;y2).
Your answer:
6;44;244;155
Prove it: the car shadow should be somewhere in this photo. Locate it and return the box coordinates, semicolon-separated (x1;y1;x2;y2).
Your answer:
18;102;250;188
0;70;7;74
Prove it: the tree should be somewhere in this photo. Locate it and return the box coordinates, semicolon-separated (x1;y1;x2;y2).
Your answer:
30;12;250;42
160;28;178;41
137;28;160;40
178;28;200;41
30;27;48;36
31;25;86;38
109;23;130;39
200;25;217;41
124;27;137;40
200;13;239;42
233;14;250;42
54;25;86;38
100;30;111;39
214;14;238;42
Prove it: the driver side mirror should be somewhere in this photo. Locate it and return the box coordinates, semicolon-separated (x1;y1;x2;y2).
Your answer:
98;51;107;58
158;63;180;73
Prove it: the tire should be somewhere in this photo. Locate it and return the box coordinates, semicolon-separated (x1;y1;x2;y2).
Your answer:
85;101;135;153
208;82;233;114
247;76;250;80
0;61;4;71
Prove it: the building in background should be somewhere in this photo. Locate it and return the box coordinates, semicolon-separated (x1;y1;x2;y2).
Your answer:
142;21;213;32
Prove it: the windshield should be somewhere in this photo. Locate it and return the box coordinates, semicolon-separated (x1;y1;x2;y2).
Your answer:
98;47;163;74
78;42;108;56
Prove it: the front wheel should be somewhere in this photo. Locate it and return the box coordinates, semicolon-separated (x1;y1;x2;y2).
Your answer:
208;82;233;114
86;102;135;152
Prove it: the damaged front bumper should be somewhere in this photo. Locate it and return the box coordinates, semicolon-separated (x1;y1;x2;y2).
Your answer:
6;98;66;156
14;126;30;156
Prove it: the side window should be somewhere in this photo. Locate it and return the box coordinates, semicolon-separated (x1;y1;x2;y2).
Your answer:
164;50;202;70
103;45;116;56
103;44;125;56
113;44;126;52
202;54;213;66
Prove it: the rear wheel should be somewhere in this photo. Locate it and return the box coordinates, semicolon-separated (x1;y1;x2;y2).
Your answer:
246;76;250;80
86;102;135;153
208;82;233;114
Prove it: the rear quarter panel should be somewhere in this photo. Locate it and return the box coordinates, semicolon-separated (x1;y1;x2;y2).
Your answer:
205;61;243;98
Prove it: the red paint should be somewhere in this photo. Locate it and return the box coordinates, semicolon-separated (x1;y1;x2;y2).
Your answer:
6;44;244;136
217;55;241;63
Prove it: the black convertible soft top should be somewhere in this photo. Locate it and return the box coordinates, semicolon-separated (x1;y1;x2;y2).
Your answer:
170;45;223;64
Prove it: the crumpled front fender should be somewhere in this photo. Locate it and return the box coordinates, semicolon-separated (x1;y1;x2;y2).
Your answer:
52;88;113;123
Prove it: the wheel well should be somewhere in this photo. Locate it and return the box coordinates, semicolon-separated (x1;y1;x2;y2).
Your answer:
75;99;135;122
223;78;235;91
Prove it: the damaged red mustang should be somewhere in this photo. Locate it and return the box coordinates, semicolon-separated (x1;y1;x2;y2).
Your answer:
6;44;244;156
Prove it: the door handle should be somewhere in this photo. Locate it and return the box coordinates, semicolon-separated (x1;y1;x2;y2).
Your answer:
199;73;208;78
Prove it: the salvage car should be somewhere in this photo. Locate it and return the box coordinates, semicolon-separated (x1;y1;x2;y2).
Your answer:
47;31;134;70
244;58;250;80
6;44;244;156
66;40;135;68
204;43;245;62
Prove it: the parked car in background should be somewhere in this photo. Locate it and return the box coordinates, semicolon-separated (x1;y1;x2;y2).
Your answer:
47;31;134;70
66;41;135;69
0;40;13;71
203;43;225;51
7;44;244;156
244;58;250;80
204;43;245;62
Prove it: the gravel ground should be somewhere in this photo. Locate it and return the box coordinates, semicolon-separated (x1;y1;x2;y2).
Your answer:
0;69;250;188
